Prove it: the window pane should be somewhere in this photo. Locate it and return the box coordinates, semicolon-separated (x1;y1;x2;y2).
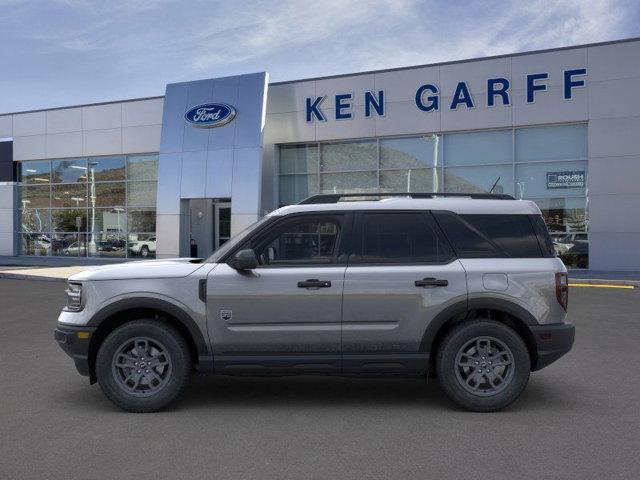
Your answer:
461;215;542;258
516;124;587;162
20;161;50;184
21;185;50;209
434;212;500;258
444;130;512;166
94;182;125;207
380;168;439;192
127;181;157;207
128;208;156;232
20;209;50;233
52;183;87;208
358;213;453;263
321;140;377;172
535;197;588;234
380;136;440;169
88;234;126;258
279;145;318;174
127;234;156;258
445;165;514;195
21;233;51;256
51;158;87;183
516;161;587;198
91;156;125;181
52;209;87;232
320;171;377;193
255;220;339;265
88;208;127;238
128;155;158;181
50;233;87;257
279;174;318;206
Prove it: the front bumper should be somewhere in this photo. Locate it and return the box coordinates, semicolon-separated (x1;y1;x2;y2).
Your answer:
530;322;575;371
54;324;96;377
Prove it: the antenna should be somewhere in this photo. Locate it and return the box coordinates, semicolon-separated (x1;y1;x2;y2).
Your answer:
489;176;501;194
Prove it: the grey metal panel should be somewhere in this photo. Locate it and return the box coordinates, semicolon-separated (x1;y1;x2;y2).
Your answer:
159;83;188;154
156;152;183;215
588;193;640;233
233;73;268;149
180;150;207;198
231;147;262;215
205;148;233;198
589;232;640;271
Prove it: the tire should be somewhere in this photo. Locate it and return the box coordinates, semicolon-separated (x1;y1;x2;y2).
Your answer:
96;320;192;413
140;246;149;258
436;319;530;412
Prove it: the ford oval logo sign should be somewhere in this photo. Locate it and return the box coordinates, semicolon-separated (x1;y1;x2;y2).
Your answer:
184;103;236;128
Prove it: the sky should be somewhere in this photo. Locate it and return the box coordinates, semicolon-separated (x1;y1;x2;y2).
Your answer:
0;0;639;113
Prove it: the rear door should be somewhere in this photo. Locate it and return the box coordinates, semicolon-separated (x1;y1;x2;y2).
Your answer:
341;211;467;374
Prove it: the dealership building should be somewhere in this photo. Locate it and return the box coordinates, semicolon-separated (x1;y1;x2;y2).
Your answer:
1;38;639;270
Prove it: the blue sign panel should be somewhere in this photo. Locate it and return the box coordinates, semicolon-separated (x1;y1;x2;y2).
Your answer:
546;170;586;189
184;103;237;128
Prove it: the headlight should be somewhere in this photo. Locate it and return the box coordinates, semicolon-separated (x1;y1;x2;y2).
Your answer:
64;282;83;312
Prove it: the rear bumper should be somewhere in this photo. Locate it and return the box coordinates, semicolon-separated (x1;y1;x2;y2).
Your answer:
54;324;96;377
530;322;575;371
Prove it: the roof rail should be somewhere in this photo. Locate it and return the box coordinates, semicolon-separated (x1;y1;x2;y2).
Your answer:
298;192;515;204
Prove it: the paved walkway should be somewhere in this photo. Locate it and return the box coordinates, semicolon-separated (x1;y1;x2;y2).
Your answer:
0;266;90;281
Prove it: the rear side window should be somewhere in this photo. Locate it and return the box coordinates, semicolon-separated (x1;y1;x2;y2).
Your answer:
530;215;556;257
461;215;542;258
434;212;544;258
353;212;454;264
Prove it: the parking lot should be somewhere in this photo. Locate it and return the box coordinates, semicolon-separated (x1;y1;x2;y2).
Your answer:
1;278;639;479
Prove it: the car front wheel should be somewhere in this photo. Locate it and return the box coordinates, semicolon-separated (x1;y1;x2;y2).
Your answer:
96;320;191;412
436;319;530;412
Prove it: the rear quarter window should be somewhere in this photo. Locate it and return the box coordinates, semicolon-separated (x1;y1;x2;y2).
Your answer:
433;212;544;258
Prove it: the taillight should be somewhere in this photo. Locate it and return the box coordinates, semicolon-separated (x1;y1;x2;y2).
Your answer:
555;272;568;311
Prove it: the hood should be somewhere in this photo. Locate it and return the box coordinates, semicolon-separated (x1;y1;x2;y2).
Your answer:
69;258;206;282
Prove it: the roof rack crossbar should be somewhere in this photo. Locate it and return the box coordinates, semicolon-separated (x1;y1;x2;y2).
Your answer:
298;192;515;204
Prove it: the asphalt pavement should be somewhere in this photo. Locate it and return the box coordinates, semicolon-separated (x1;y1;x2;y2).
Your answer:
0;279;639;480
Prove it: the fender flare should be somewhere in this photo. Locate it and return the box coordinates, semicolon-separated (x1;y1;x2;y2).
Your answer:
419;297;538;353
87;297;212;367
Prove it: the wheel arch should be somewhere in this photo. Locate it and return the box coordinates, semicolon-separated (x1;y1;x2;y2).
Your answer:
86;297;212;383
421;298;539;371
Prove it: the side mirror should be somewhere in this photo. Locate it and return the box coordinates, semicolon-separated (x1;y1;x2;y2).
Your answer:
231;249;257;270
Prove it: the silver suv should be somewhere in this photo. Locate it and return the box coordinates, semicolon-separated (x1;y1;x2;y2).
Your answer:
55;193;574;413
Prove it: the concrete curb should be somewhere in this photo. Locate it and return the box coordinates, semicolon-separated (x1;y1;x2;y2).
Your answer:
568;278;639;287
0;272;68;282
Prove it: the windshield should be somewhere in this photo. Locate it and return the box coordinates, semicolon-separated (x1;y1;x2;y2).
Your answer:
205;216;272;263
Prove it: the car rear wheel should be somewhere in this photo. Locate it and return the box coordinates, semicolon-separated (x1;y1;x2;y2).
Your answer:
96;320;191;412
436;319;530;412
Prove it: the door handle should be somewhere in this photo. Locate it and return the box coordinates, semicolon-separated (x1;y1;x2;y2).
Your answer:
415;277;448;287
297;279;332;288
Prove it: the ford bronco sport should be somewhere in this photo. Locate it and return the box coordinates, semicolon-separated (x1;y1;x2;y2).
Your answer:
55;193;574;412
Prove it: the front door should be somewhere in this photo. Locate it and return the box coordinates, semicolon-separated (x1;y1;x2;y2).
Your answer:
341;211;467;374
207;213;349;373
214;203;231;249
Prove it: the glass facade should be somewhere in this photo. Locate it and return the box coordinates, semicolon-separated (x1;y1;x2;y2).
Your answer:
18;154;158;259
277;124;588;268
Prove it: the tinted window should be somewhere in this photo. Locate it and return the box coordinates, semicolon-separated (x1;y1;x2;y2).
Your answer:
462;215;542;258
530;214;555;257
433;212;500;258
355;212;453;264
253;217;340;265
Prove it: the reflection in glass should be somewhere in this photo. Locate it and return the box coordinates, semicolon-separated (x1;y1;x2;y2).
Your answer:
127;181;157;207
320;171;377;193
128;233;157;258
21;185;50;209
279;145;318;174
52;209;87;232
128;209;156;232
92;156;125;181
380;136;440;169
128;155;159;181
21;233;51;256
380;169;438;193
50;233;87;257
515;161;587;198
51;158;87;183
279;175;318;206
52;183;87;208
20;209;51;233
516;124;587;162
20;160;50;184
321;141;377;172
445;165;514;194
444;130;512;166
95;182;125;207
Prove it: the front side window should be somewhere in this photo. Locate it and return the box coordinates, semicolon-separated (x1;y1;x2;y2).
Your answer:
251;216;341;266
353;212;453;264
